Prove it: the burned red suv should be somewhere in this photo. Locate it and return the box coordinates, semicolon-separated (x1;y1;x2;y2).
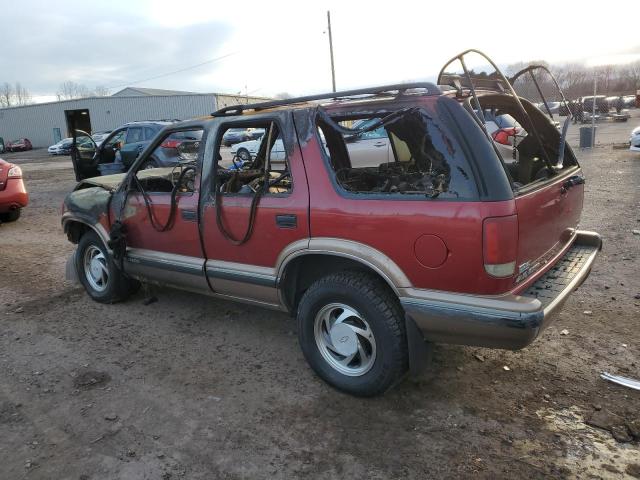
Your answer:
61;51;601;396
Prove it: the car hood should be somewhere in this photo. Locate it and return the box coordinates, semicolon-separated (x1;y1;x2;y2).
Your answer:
73;167;178;192
75;173;127;192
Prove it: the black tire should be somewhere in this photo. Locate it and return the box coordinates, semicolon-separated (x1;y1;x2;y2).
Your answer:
141;158;158;170
0;209;21;223
236;148;251;162
75;231;139;303
297;271;408;396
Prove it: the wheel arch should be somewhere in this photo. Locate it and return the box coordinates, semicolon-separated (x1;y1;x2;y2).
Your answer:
277;250;405;314
62;215;111;251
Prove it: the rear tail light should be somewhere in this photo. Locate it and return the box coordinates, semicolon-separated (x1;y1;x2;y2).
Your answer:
483;215;518;278
491;127;517;145
161;139;182;149
7;165;22;178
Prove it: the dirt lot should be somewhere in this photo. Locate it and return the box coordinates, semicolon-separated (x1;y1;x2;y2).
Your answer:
1;117;639;479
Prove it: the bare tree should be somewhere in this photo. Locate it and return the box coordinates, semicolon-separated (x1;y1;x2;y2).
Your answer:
13;82;32;105
93;85;111;97
56;81;92;100
623;61;640;91
0;82;11;108
0;82;33;107
56;81;112;100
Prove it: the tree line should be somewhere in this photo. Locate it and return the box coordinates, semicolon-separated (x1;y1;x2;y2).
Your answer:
0;81;110;108
506;61;640;102
0;82;32;107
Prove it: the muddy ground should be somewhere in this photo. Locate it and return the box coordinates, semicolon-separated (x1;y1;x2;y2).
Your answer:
1;118;639;479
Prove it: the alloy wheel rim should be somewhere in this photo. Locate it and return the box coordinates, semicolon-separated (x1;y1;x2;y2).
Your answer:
83;245;109;292
313;303;376;376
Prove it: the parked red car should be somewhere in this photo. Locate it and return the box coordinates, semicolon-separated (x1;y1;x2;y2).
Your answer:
6;138;32;152
0;158;28;222
61;51;600;396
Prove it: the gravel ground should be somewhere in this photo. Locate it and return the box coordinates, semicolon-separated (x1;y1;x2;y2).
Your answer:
0;117;639;479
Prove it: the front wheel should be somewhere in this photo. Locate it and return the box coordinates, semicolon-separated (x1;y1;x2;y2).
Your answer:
76;231;139;303
297;271;408;396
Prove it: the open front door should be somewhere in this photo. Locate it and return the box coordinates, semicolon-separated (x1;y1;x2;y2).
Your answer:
71;130;99;181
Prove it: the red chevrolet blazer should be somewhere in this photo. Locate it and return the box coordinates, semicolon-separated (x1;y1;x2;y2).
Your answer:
61;51;601;396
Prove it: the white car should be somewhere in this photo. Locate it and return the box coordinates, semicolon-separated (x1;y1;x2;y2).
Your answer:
482;112;526;162
630;126;640;152
231;137;286;163
47;138;73;155
230;122;390;169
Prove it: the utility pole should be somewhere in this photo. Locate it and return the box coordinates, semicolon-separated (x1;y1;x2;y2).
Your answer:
327;10;336;92
591;69;597;147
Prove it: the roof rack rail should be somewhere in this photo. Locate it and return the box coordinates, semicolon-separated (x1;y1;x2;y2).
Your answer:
211;82;440;117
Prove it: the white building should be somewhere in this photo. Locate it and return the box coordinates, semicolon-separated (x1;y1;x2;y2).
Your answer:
0;88;268;147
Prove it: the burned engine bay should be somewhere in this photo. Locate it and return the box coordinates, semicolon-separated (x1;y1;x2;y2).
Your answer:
317;108;455;198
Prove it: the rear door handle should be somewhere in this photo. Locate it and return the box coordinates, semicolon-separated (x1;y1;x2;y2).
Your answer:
275;214;297;229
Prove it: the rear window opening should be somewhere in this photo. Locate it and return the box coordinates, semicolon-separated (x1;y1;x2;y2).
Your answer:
477;95;578;191
315;108;477;200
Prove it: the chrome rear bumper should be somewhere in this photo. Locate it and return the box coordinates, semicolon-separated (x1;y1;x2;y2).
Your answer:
401;231;602;350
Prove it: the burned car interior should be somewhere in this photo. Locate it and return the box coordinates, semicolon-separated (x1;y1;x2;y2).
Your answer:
316;108;474;199
474;94;578;188
215;122;292;196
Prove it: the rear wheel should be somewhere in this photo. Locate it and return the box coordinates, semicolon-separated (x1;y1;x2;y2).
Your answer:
141;159;158;170
297;271;408;396
0;208;22;223
76;231;139;303
0;209;21;223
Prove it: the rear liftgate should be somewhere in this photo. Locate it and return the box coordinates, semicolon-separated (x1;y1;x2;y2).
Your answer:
437;49;574;173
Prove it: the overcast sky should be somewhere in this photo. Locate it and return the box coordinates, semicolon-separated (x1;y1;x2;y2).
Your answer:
2;0;638;103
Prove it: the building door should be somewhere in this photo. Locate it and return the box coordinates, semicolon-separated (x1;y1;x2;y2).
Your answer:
53;128;62;144
65;109;92;137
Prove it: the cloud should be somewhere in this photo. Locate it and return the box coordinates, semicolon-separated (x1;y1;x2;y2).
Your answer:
0;0;232;95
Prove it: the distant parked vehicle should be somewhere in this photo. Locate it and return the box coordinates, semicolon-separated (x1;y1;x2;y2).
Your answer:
48;138;74;155
231;136;286;162
222;128;251;146
580;96;609;115
536;101;561;115
630;125;640;153
6;138;32;152
624;95;636;108
91;130;113;146
0;158;28;222
71;120;191;180
482;111;526;161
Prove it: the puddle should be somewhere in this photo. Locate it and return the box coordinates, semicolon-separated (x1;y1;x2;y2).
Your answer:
515;406;639;478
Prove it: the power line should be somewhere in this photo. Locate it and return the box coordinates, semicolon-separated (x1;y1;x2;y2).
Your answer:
105;51;239;90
